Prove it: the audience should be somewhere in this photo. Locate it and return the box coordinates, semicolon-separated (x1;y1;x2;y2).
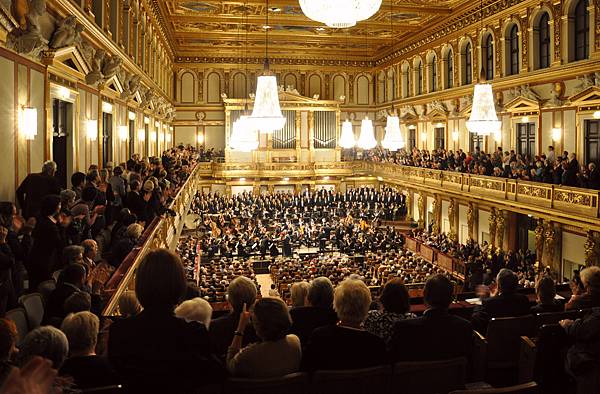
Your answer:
530;276;563;314
227;297;301;378
117;290;141;318
302;278;386;371
45;264;88;325
289;277;337;346
290;281;309;308
15;327;68;369
0;319;17;387
566;266;600;311
175;297;213;329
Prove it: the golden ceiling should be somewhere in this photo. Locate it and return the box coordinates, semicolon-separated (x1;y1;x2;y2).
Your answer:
155;0;470;62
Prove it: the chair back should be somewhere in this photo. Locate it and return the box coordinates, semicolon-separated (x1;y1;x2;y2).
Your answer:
392;357;467;394
224;372;308;394
18;293;45;329
533;324;570;394
534;310;581;333
5;308;28;343
486;316;535;368
311;365;391;394
449;381;538;394
37;280;56;305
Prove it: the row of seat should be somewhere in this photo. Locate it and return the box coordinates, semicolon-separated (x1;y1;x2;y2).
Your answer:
6;287;53;343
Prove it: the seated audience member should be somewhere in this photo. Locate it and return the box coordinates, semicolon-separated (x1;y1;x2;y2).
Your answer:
290;281;309;308
471;268;530;332
364;278;416;347
80;239;98;273
531;276;564;314
59;312;118;390
227;298;301;378
302;278;386;371
0;319;17;387
209;276;258;358
290;277;338;346
15;326;68;369
63;291;92;315
45;264;88;324
566;266;600;311
109;223;143;268
61;245;84;268
560;308;600;393
268;283;280;297
118;290;141;318
389;274;472;362
108;249;223;393
175;297;213;329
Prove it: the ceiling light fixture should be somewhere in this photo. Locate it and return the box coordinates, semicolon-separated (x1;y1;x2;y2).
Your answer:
339;119;356;148
381;113;404;151
357;116;377;149
300;0;382;28
230;116;259;152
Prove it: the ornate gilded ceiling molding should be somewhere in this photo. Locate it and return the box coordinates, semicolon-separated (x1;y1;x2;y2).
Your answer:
174;56;373;68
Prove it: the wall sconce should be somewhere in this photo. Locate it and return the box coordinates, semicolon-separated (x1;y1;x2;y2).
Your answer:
166;134;172;143
408;124;416;130
451;130;459;141
594;111;600;119
144;117;150;124
435;122;444;128
169;126;174;132
197;134;204;144
128;111;136;121
420;131;427;140
118;125;128;141
57;86;70;100
138;129;145;141
155;121;160;127
283;177;290;181
551;127;562;142
521;116;529;123
240;177;246;181
20;107;37;140
86;119;98;141
102;102;113;113
158;132;164;141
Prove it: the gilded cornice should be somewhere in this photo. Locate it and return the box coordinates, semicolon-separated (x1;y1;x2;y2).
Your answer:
174;56;374;69
146;0;175;59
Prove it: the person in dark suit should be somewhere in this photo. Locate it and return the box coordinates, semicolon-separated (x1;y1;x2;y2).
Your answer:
471;268;531;333
389;274;473;362
530;275;564;314
209;276;258;359
564;153;580;187
45;264;87;325
27;195;69;290
108;249;223;393
124;180;148;224
290;277;338;347
16;161;61;219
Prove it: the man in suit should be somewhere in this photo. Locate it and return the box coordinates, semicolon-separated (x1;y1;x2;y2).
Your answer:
471;268;531;333
45;263;87;324
389;274;473;362
125;180;148;223
16;161;61;219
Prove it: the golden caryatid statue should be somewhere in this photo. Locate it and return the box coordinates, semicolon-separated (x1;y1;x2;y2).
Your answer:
417;194;425;229
488;208;497;249
405;192;412;221
431;197;439;234
495;210;505;252
584;230;599;267
543;223;557;273
467;202;475;241
534;218;545;262
448;199;457;242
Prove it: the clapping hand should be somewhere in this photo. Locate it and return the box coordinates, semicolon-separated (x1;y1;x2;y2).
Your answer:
0;357;58;394
559;319;573;329
236;303;252;332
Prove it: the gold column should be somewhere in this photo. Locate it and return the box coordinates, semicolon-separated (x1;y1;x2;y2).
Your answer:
534;218;545;263
295;110;301;161
417;193;425;229
488;207;497;249
448;198;457;242
467;202;475;241
405;191;413;221
543;222;559;274
496;210;505;252
431;195;440;234
308;110;315;163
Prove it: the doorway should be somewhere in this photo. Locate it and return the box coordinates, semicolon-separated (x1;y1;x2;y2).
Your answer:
52;99;72;189
102;112;113;166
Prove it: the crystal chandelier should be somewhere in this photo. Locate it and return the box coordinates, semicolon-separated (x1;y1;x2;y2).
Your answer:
357;116;377;149
299;0;382;28
230;116;259;152
249;0;285;133
339;120;356;148
381;114;404;151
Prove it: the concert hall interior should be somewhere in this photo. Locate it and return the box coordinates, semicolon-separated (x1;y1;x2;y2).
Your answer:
0;0;599;393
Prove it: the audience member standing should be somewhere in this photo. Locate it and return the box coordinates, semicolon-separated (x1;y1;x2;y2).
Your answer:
16;161;61;219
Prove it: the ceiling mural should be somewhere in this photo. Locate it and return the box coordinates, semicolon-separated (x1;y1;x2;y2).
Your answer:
157;0;469;61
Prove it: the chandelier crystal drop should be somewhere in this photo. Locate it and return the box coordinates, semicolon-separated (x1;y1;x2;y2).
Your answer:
357;116;377;150
249;74;286;133
299;0;382;29
466;84;501;136
381;115;405;151
339;120;356;148
230;116;259;152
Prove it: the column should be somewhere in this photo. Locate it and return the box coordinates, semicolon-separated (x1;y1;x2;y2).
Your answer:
467;202;476;241
448;198;457;242
308;111;315;163
417;193;425;229
542;221;561;274
495;210;506;251
488;207;497;250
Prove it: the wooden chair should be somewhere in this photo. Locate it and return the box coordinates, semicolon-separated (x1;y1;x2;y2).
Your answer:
448;381;538;394
391;357;467;394
533;310;581;334
311;365;391;394
18;293;45;329
5;308;28;343
473;315;534;386
223;372;309;394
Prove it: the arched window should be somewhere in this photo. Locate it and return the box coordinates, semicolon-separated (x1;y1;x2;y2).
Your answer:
446;50;454;89
483;34;494;80
416;60;423;95
430;56;437;92
574;0;589;61
507;25;519;75
464;43;472;85
537;13;550;69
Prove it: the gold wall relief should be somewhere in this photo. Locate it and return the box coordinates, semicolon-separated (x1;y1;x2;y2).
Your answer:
584;230;600;267
467;202;475;241
534;218;545;263
448;198;457;242
417;193;425;229
488;207;497;249
496;209;505;251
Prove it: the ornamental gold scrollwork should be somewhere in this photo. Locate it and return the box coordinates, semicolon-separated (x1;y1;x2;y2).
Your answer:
431;197;439;234
448;199;457;242
534;219;545;262
488;207;497;249
406;192;413;221
417;194;425;229
584;230;599;267
495;210;505;251
554;190;591;206
543;223;556;271
467;202;476;241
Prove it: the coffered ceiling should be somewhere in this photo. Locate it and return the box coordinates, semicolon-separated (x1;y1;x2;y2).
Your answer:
155;0;470;63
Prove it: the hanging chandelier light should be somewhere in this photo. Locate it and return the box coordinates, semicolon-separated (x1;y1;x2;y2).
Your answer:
466;0;501;137
357;116;377;149
249;0;285;133
339;119;356;148
299;0;382;28
230;116;259;152
381;113;404;151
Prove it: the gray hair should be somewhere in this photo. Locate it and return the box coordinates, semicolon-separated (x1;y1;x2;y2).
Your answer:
333;279;371;324
308;277;334;308
60;189;76;205
227;276;257;312
42;161;57;175
290;281;310;308
497;268;518;294
581;266;600;295
175;297;213;329
63;245;84;265
61;312;99;355
118;290;142;317
16;326;68;368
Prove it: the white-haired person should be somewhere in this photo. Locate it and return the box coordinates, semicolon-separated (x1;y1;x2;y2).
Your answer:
59;312;118;390
227;297;301;378
175;297;213;329
290;281;309;308
302;278;386;371
15;326;68;370
289;277;337;346
566;266;600;311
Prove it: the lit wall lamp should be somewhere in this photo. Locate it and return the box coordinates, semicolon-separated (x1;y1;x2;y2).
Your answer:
128;111;136;121
144;117;150;125
155;121;160;128
451;130;459;141
594;111;600;119
169;126;174;132
420;131;427;140
118;125;128;141
551;128;562;142
408;124;416;130
57;86;70;100
86;119;98;141
102;102;113;113
138;129;145;141
166;134;172;143
521;116;529;123
20;107;37;140
197;134;204;144
435;122;444;128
